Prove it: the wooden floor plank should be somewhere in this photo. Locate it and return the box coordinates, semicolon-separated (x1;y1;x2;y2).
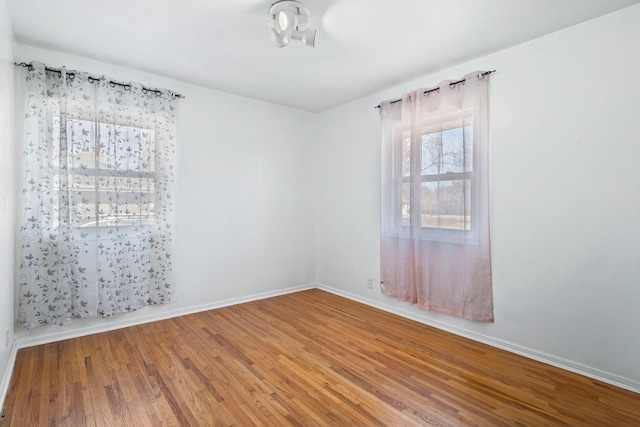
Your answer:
2;289;639;426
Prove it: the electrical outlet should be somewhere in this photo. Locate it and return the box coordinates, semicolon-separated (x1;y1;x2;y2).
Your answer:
367;278;373;289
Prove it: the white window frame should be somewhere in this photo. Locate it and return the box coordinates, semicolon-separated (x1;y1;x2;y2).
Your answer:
388;109;480;245
44;98;159;234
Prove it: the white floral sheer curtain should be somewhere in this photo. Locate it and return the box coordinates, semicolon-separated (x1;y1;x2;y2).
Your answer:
379;71;493;322
18;63;178;329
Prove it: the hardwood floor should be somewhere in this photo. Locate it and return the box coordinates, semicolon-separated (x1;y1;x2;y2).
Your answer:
2;289;639;426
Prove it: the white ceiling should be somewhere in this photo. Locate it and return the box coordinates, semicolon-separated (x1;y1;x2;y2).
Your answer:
7;0;640;112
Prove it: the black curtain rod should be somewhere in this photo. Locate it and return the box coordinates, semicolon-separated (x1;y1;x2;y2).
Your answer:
15;62;185;99
374;70;495;109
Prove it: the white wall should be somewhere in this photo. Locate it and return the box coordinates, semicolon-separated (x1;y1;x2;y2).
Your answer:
316;4;640;391
13;44;317;345
0;0;16;404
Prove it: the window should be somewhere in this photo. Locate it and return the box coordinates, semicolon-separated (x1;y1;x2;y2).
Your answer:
52;117;157;229
391;112;479;243
45;97;160;233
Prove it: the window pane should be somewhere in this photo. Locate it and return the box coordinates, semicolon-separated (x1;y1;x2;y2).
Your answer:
64;175;155;228
420;180;471;230
67;119;97;170
98;123;155;173
401;179;471;230
401;182;410;227
420;125;473;175
96;176;155;227
462;124;473;173
421;131;441;175
64;119;155;173
70;174;97;228
402;137;410;177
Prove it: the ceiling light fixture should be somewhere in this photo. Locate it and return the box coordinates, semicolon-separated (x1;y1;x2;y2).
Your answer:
268;0;316;48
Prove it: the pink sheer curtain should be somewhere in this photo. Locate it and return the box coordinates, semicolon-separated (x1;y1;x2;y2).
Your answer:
379;71;493;322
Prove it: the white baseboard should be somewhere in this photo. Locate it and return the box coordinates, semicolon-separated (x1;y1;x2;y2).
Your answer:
0;340;18;413
317;283;640;394
16;283;316;349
